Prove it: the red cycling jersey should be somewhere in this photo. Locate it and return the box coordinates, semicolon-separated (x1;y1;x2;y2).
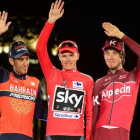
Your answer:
93;35;140;133
36;21;94;140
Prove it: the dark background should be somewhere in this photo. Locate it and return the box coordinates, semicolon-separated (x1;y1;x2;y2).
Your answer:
1;0;140;140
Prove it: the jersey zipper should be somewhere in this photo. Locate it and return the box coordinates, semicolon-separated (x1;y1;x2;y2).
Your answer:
108;74;116;124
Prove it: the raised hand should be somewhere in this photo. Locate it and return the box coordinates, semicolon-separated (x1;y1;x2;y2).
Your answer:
48;0;64;23
0;11;11;35
102;22;124;39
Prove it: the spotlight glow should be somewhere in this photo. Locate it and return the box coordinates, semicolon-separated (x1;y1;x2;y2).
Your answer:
3;46;9;53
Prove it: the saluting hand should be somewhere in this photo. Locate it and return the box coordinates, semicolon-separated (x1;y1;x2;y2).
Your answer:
0;11;11;35
48;0;64;24
102;22;124;39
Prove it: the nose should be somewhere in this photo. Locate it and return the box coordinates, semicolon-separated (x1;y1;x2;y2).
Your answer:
23;60;28;67
108;54;114;59
65;56;70;61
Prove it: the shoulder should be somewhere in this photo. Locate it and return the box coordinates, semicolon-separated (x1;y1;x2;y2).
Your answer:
79;72;94;82
95;76;106;84
27;75;40;84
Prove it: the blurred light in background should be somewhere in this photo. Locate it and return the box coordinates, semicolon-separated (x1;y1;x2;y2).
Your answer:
3;46;10;53
0;46;2;54
0;46;10;54
51;44;58;56
29;59;39;64
29;38;38;52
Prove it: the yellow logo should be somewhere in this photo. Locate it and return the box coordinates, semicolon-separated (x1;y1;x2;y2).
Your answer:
10;99;34;114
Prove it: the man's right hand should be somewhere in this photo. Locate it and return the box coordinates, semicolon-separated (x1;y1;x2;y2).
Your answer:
102;22;124;39
48;0;64;24
0;11;11;35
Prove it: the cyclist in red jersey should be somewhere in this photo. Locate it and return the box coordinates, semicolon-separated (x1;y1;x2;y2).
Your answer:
36;0;94;140
0;11;47;140
92;22;140;140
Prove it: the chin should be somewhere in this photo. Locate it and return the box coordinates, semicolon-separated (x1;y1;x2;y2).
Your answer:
109;66;118;70
64;66;73;70
65;68;72;70
22;71;27;75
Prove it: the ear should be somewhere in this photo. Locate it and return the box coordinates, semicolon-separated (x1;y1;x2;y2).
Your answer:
58;53;61;61
76;53;80;60
9;58;14;66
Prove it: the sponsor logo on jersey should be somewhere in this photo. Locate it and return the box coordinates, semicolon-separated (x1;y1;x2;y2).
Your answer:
103;81;112;86
105;77;112;81
119;75;127;79
73;81;83;89
31;82;35;86
10;98;34;114
0;91;36;102
93;95;100;105
53;112;80;119
14;80;18;83
10;93;36;101
100;82;132;102
10;84;37;96
52;86;85;113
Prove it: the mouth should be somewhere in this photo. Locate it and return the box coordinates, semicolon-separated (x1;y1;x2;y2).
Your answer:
65;63;71;66
22;68;27;71
108;61;115;64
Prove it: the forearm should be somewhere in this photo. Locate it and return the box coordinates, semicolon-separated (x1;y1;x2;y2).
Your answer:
34;84;47;121
35;107;48;121
36;21;54;53
36;21;55;79
121;35;140;57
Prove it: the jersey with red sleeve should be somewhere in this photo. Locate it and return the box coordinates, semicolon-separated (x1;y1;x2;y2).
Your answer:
93;35;140;133
36;21;94;140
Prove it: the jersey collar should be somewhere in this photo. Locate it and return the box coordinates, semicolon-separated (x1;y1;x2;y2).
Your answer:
108;68;125;75
62;68;77;72
12;70;27;80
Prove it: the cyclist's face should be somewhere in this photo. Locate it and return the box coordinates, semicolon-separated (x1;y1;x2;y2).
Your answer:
104;48;122;72
59;51;79;70
9;54;29;75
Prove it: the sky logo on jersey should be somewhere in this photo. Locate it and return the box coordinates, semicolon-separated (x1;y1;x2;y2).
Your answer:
100;82;132;102
73;81;83;89
53;86;85;114
53;112;80;119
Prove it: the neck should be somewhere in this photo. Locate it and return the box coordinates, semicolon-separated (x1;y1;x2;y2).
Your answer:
12;70;27;80
110;66;123;74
